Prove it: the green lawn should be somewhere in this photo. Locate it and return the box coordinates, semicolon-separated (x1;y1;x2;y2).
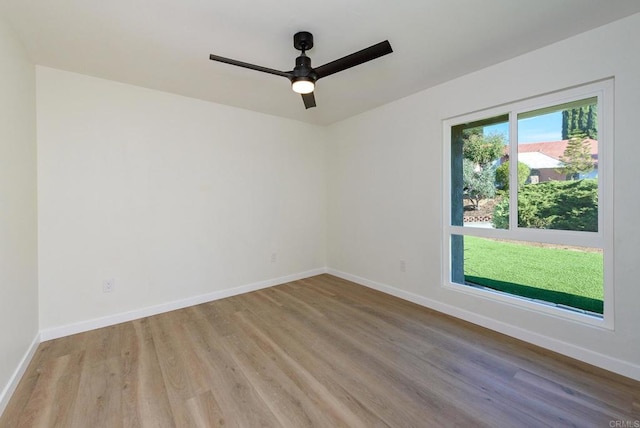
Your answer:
463;236;603;314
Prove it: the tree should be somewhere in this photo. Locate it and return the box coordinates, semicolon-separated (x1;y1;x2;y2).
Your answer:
562;104;597;140
557;137;595;179
462;126;483;139
463;159;496;210
462;133;505;168
460;132;504;210
495;161;531;190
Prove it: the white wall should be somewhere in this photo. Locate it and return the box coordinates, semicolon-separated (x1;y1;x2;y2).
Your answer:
37;67;326;332
0;17;38;411
327;13;640;379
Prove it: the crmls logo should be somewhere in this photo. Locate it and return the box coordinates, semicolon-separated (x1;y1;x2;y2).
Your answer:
610;421;640;428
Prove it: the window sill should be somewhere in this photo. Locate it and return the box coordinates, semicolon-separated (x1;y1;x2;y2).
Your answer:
442;280;613;330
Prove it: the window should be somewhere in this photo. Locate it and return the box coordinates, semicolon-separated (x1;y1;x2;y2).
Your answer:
443;80;613;326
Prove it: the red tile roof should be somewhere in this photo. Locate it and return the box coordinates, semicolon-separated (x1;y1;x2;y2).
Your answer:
518;139;598;160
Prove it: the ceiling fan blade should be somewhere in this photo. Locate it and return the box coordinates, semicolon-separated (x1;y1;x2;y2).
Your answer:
301;92;316;109
209;54;291;78
314;40;392;79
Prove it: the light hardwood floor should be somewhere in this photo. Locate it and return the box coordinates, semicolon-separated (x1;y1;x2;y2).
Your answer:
2;274;638;427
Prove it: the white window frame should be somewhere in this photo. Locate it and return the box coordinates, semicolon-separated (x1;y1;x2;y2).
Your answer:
442;79;614;329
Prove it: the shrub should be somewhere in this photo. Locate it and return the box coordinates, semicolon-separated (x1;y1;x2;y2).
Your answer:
495;161;530;190
492;179;597;231
491;195;509;229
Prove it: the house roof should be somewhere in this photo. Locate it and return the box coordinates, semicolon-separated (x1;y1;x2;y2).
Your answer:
504;139;598;169
518;152;564;169
518;139;598;160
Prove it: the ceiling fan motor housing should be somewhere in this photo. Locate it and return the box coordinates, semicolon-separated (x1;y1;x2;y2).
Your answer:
292;55;317;82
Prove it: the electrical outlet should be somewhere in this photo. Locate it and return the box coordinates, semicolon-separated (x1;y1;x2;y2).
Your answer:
103;278;115;293
400;260;406;272
271;252;277;263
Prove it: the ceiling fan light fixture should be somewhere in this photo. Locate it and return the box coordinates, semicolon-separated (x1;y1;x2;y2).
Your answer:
291;77;315;94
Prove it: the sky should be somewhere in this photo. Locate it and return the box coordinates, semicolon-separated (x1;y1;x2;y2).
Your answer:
484;111;562;144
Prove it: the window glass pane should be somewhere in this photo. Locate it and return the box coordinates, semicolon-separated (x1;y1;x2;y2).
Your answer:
516;98;598;231
451;115;509;229
454;235;604;315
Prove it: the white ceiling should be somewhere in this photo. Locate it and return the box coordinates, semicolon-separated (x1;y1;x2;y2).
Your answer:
2;1;640;126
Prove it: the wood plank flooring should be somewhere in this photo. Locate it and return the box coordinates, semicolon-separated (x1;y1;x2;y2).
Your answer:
2;274;639;427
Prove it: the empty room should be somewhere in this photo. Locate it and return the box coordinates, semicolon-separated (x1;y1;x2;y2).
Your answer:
1;1;639;426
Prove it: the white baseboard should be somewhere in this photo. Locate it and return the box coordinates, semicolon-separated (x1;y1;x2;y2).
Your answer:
0;332;40;417
327;268;640;382
40;268;327;342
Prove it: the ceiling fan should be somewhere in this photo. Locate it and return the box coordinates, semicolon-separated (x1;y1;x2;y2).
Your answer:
209;32;393;109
